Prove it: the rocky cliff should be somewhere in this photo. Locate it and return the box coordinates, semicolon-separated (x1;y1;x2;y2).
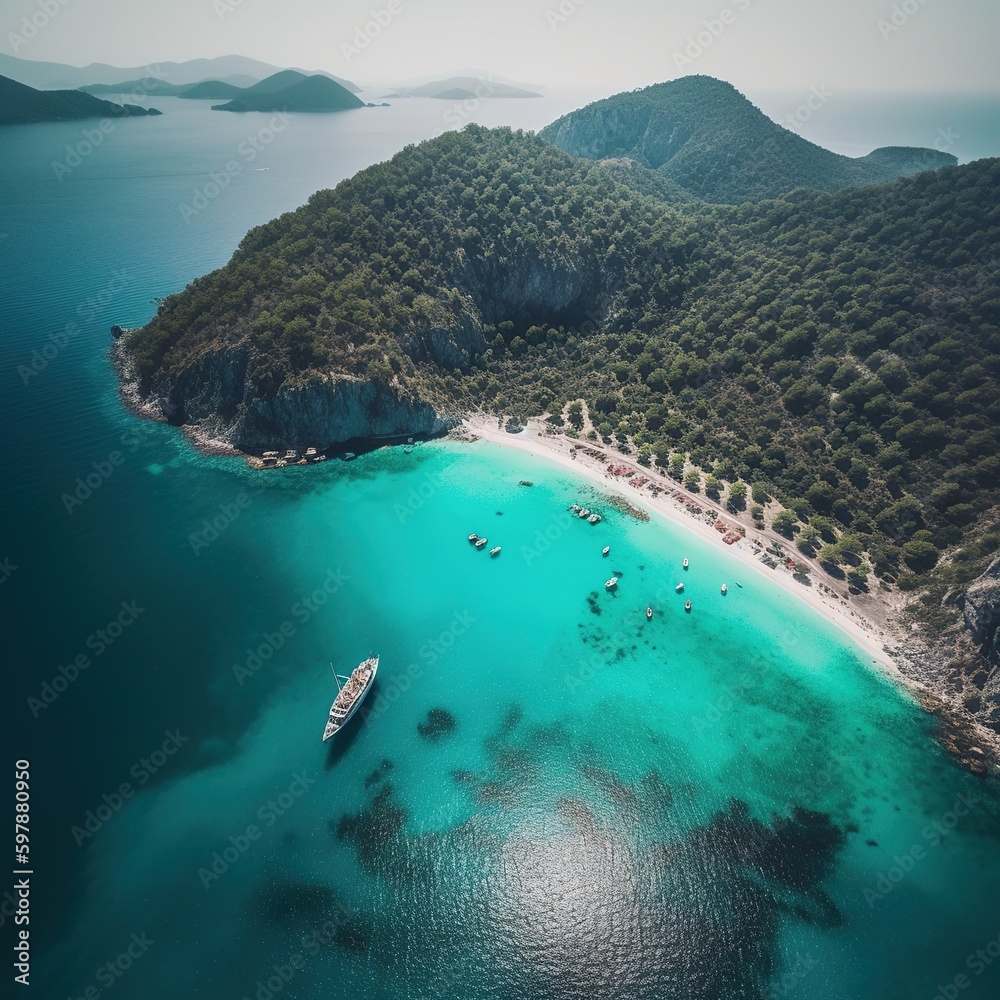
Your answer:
963;558;1000;667
111;336;453;452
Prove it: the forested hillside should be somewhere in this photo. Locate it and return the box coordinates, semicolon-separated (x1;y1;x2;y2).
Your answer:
540;76;958;203
120;125;1000;586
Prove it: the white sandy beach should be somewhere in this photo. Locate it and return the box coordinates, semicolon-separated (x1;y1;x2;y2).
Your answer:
462;415;904;681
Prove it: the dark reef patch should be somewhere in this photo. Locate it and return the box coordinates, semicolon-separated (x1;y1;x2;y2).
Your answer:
417;708;457;741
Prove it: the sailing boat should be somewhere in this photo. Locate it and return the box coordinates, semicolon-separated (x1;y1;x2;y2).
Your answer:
323;655;379;741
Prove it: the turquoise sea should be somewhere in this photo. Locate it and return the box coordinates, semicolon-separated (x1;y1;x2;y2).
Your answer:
3;95;1000;1000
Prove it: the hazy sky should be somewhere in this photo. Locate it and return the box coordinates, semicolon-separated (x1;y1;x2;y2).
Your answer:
4;0;999;94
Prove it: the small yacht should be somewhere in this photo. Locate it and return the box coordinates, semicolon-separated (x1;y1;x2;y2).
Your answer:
646;607;653;621
344;451;356;461
602;546;611;557
588;514;602;524
721;583;728;595
475;537;489;549
468;533;479;544
605;577;619;591
675;583;684;593
569;504;581;513
683;558;689;570
490;546;501;557
685;600;692;612
579;509;591;519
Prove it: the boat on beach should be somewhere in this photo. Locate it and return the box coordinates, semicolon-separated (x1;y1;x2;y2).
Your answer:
323;655;379;740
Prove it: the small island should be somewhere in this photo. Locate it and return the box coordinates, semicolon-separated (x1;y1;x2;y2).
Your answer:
399;76;542;100
211;71;364;113
0;74;161;125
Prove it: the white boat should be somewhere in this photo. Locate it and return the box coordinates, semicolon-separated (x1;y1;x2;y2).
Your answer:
605;577;619;590
344;452;356;461
675;583;684;593
602;546;610;557
569;504;581;513
685;600;692;612
468;533;479;543
683;558;689;570
475;537;488;549
323;655;378;740
721;583;728;595
579;509;591;519
646;607;653;620
490;546;501;557
589;514;602;524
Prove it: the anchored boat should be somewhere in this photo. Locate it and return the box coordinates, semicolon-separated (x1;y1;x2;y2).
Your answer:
605;577;619;591
323;655;379;741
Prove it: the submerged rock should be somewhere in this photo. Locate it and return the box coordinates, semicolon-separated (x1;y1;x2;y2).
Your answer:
417;708;457;741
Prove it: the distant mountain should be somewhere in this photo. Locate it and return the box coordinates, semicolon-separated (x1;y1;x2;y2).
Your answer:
400;76;542;100
212;74;365;113
176;80;245;100
241;70;314;95
0;74;161;125
80;79;188;97
0;53;359;93
540;76;957;203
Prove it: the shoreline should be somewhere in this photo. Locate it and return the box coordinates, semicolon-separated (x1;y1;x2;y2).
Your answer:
460;417;999;775
460;416;906;683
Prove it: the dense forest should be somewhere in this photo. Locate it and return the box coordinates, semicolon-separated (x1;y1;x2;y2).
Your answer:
540;76;958;203
123;124;1000;588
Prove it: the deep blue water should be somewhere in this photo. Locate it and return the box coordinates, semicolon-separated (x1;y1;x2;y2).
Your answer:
2;95;1000;1000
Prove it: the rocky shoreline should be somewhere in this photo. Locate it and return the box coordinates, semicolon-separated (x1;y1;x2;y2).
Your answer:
110;331;457;458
